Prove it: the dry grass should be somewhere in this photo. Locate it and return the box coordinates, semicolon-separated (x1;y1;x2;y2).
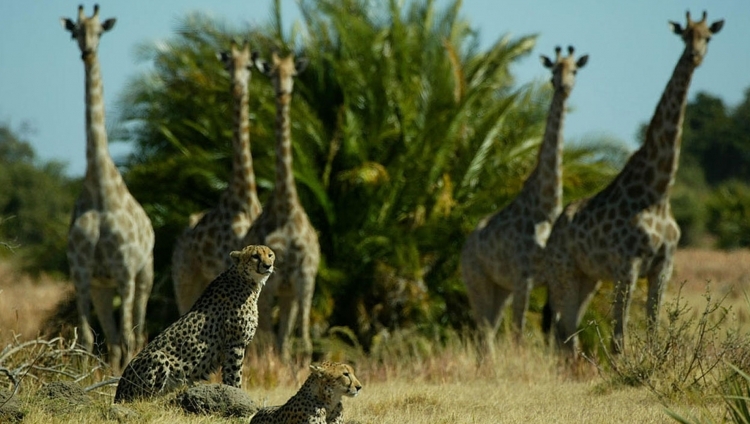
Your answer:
0;261;72;344
244;342;675;424
673;248;750;294
2;249;750;423
671;248;750;332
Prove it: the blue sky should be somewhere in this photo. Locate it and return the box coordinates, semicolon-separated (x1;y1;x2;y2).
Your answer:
1;1;748;177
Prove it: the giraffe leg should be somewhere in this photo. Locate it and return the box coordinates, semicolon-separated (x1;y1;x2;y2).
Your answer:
71;268;96;353
133;257;154;352
463;264;510;335
90;285;121;371
549;274;580;354
68;220;98;353
463;267;511;357
610;263;640;354
511;275;533;339
646;246;675;333
275;287;297;361
549;265;598;356
257;272;279;340
296;259;317;359
118;273;137;369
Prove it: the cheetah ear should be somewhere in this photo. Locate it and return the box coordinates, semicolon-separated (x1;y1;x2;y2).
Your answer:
229;250;241;265
309;364;324;375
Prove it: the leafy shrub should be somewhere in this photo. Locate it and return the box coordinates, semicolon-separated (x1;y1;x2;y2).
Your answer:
602;282;750;403
706;181;750;249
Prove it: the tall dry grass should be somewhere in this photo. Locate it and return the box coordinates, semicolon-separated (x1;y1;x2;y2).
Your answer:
0;261;72;344
673;248;750;293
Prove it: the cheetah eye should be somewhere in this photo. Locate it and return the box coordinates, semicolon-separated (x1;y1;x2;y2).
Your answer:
343;372;349;377
252;254;260;260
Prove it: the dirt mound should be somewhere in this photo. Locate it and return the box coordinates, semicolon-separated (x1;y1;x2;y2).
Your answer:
173;383;258;418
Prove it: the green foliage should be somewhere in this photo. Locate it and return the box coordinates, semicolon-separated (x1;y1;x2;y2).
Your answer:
666;365;750;424
671;160;710;246
706;180;750;249
115;0;630;347
682;90;750;186
666;88;750;248
0;124;76;275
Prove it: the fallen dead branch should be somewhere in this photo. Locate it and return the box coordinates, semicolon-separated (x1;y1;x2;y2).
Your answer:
0;330;110;395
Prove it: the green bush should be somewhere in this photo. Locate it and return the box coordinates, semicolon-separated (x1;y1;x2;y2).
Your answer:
0;124;76;275
706;180;750;249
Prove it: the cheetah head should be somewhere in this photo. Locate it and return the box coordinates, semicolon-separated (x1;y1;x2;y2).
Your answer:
229;245;275;286
312;361;362;399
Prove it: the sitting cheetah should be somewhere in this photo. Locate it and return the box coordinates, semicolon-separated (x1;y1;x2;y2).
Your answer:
250;361;362;424
114;245;275;403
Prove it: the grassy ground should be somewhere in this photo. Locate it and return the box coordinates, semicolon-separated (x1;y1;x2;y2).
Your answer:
2;248;750;423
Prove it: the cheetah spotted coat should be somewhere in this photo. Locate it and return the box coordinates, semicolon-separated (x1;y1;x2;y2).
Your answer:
114;245;274;402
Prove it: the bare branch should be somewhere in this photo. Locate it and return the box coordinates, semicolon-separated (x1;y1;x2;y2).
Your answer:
85;377;120;392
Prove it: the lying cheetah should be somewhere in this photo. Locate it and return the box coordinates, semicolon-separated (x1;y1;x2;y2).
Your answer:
250;361;362;424
114;245;275;403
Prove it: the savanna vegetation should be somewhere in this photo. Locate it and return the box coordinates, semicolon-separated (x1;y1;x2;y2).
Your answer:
3;0;750;422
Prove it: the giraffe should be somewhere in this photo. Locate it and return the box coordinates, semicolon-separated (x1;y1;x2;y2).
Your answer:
541;11;724;355
171;40;263;315
61;4;155;373
460;46;588;341
243;51;320;360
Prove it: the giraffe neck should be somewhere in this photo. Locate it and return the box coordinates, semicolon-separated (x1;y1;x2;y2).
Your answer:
623;51;696;201
223;73;261;216
83;53;123;210
519;88;566;218
272;88;299;217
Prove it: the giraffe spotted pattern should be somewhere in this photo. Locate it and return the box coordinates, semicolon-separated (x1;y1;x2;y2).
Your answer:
461;45;587;340
172;40;262;316
540;11;724;355
61;4;154;374
242;51;320;361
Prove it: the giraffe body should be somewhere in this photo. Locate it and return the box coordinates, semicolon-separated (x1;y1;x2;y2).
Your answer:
460;46;587;339
172;41;263;315
62;5;154;373
243;51;320;360
541;12;724;354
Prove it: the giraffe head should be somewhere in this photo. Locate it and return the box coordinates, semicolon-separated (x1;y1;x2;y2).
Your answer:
540;46;588;96
60;4;116;60
253;50;309;94
219;40;253;96
669;11;724;66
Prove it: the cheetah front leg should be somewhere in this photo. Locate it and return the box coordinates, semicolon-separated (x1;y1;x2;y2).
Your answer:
221;343;246;387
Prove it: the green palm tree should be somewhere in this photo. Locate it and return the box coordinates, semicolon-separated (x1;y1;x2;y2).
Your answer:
115;0;627;348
